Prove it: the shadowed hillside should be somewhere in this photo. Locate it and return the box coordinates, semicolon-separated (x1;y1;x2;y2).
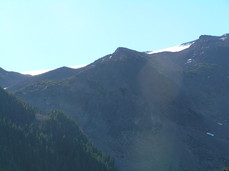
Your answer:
0;87;116;171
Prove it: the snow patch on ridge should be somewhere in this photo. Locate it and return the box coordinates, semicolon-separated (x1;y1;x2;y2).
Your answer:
220;37;227;41
217;122;223;126
206;132;214;137
20;64;87;76
147;42;194;54
185;59;192;64
69;64;87;69
220;33;229;41
20;69;53;76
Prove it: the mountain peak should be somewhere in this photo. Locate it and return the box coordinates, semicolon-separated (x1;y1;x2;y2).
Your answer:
191;33;229;49
199;34;215;39
222;33;229;37
198;34;229;41
196;35;219;44
114;47;137;54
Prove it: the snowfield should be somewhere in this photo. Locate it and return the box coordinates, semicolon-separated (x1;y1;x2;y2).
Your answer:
147;42;195;54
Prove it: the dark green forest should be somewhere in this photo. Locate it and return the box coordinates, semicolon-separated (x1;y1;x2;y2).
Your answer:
0;87;116;171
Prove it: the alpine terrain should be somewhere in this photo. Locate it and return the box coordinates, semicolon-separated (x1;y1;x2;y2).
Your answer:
1;34;229;171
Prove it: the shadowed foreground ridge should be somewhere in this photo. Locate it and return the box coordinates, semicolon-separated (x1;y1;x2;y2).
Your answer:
0;87;116;171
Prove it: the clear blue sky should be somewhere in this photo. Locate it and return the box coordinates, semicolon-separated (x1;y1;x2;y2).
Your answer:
1;0;229;72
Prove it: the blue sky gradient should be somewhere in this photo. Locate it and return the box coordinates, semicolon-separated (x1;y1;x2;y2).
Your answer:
1;0;229;72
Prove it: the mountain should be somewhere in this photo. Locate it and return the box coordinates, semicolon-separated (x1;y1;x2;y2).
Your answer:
0;67;31;88
0;87;116;171
2;33;229;171
7;66;84;92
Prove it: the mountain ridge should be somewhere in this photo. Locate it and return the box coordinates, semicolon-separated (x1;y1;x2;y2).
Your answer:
0;67;31;88
1;33;229;171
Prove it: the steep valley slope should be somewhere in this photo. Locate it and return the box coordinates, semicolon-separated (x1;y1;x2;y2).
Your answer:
0;87;116;171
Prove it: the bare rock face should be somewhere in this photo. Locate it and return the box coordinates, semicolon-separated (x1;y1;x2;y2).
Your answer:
2;34;229;171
